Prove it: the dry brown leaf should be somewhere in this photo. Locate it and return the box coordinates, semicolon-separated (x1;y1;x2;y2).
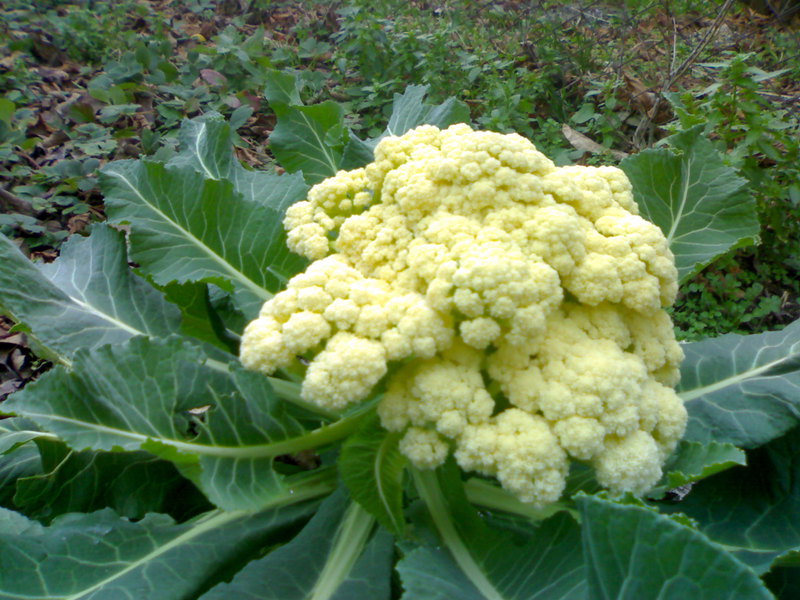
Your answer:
561;124;629;160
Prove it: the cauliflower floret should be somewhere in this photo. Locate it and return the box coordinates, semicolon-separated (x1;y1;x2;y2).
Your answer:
302;332;387;410
455;410;568;506
594;431;664;494
399;427;449;469
242;123;686;506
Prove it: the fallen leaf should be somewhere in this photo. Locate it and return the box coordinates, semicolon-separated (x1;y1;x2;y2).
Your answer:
200;69;228;86
561;124;629;160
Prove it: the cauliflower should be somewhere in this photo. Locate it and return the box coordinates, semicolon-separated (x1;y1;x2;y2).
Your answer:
241;123;686;506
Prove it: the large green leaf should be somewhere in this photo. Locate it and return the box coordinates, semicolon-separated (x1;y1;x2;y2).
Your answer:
200;489;391;600
578;495;773;599
339;414;407;535
0;225;180;364
679;319;800;448
663;427;800;574
403;464;586;600
169;113;310;212
14;438;210;523
100;160;299;315
1;337;311;510
620;126;759;281
267;99;348;184
0;499;317;600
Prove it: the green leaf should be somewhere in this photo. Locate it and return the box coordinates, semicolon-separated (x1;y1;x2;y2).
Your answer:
663;427;800;574
100;160;301;314
14;439;210;523
341;85;471;170
169;113;310;210
161;281;239;353
0;225;180;364
578;494;773;599
0;500;317;600
2;337;306;510
264;69;303;109
268;100;348;184
199;489;391;600
3;336;364;510
679;319;800;448
404;463;586;600
655;440;747;493
339;414;407;535
0;418;42;454
384;85;470;137
620;126;759;281
0;421;42;509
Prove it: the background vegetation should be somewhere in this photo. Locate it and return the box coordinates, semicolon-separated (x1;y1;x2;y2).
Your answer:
0;0;798;394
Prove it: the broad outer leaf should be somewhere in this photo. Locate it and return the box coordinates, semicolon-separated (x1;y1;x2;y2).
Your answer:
15;439;210;523
169;113;310;213
0;501;316;600
403;463;586;600
679;319;800;448
0;225;180;363
620;126;759;281
664;427;800;574
100;160;299;313
200;489;392;600
0;420;41;508
0;417;41;454
2;337;306;510
268;100;348;184
339;414;406;535
655;440;747;493
578;495;772;600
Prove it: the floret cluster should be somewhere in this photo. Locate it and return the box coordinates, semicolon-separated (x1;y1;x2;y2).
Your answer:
241;124;686;505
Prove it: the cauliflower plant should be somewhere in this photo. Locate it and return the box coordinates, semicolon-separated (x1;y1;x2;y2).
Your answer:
241;123;686;506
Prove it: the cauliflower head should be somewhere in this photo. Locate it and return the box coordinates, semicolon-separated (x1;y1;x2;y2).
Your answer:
241;123;686;506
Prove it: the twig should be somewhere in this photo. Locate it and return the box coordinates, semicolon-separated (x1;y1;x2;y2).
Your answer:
0;187;37;217
633;0;737;148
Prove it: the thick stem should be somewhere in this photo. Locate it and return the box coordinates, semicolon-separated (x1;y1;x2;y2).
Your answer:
310;501;376;600
411;467;505;600
464;478;575;521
